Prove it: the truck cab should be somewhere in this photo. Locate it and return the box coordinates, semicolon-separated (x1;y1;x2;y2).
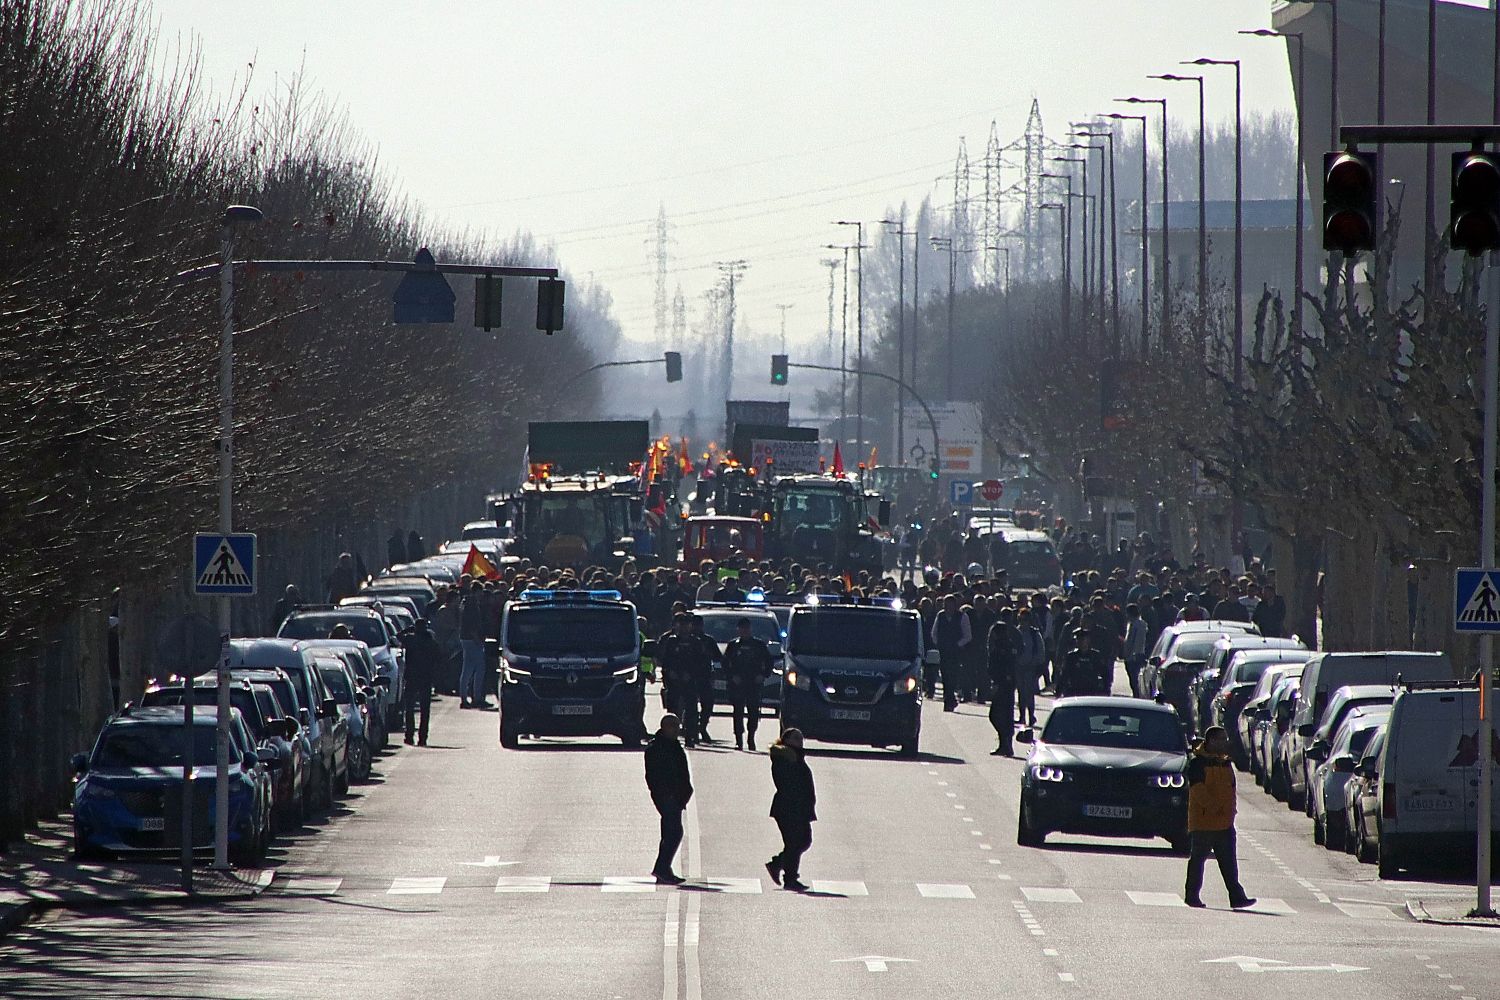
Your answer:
498;590;648;748
780;598;927;756
766;475;888;573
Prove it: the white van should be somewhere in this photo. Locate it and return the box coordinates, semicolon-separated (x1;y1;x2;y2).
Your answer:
1285;651;1454;809
1375;683;1500;877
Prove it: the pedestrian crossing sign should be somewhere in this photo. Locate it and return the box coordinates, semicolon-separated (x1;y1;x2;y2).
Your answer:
194;533;257;597
1455;567;1500;633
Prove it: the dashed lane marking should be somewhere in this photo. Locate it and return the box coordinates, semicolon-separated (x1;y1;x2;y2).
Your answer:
1333;901;1400;920
1124;891;1186;907
916;883;976;899
495;876;551;893
388;877;446;895
808;880;869;896
282;877;342;895
1021;887;1081;903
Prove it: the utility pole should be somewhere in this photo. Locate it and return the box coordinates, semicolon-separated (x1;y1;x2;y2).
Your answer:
930;235;956;398
1105;112;1149;352
715;260;747;409
836;220;868;450
824;244;851;434
881;217;908;463
775;303;793;354
821;257;841;364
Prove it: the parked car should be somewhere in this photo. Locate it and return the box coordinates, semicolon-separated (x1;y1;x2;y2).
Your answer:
278;607;405;729
1285;651;1454;811
1346;726;1389;862
1203;641;1311;763
300;639;392;749
72;705;277;864
1241;664;1306;781
1016;696;1190;851
358;576;437;614
1262;677;1302;800
230;638;344;811
313;652;374;785
1299;683;1399;817
1144;624;1257;723
340;594;421;622
224;666;317;823
1309;706;1391;850
138;678;300;832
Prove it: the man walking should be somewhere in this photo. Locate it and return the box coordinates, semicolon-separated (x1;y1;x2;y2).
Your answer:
1122;603;1149;697
723;618;775;751
766;728;816;892
931;594;972;712
1184;726;1256;909
400;617;441;746
644;714;692;885
986;608;1020;756
458;581;489;709
687;615;721;743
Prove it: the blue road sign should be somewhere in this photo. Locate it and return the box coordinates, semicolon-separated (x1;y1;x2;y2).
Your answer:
949;479;974;507
1455;567;1500;633
194;533;257;597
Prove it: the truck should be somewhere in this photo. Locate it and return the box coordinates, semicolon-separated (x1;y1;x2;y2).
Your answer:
765;474;890;574
496;589;648;748
502;421;650;569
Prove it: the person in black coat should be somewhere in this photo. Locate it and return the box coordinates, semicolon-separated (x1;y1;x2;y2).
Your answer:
400;618;442;746
766;728;816;892
644;714;692;884
987;608;1021;756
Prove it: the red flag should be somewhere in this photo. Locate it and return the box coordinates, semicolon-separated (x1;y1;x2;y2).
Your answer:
462;544;499;581
831;442;844;477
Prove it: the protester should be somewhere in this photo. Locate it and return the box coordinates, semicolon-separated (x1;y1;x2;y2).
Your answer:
400;617;441;746
1184;726;1255;909
986;607;1019;755
766;728;816;893
930;594;972;712
1122;602;1149;698
644;714;692;885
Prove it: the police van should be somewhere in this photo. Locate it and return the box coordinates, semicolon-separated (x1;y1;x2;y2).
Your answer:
780;597;931;756
497;590;648;749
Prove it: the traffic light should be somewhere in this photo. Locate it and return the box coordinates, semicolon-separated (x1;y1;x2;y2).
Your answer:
664;351;683;383
1451;150;1500;256
771;354;788;385
928;456;940;481
535;278;565;334
1322;149;1379;256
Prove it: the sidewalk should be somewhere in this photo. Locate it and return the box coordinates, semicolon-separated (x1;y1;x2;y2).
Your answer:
1405;896;1500;928
0;817;273;940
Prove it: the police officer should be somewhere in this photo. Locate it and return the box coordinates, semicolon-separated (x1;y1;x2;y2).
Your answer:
656;612;697;744
685;615;721;744
1059;627;1106;698
399;617;442;747
723;618;775;751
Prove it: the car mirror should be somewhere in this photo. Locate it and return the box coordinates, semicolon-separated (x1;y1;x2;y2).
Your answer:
299;708;312;727
71;752;89;775
321;698;339;719
1306;744;1329;762
274;718;297;740
1296;723;1314;738
924;649;941;666
1355;763;1377;779
1331;754;1355;773
1015;728;1034;745
377;676;392;687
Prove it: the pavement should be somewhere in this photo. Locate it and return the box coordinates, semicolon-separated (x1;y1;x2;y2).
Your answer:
4;682;1500;999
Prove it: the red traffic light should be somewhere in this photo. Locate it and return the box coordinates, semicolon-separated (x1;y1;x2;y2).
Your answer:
1322;150;1378;256
1451;151;1500;256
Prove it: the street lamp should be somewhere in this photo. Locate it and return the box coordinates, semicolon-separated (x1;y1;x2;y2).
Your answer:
1039;203;1068;338
1052;156;1091;309
1069;140;1108;342
929;235;957;398
1040;172;1074;315
822;242;852;431
835;220;866;450
1187;59;1243;386
1117;96;1170;345
1241;29;1306;338
1074;126;1122;356
1149;73;1207;329
1103;111;1150;352
880;217;908;459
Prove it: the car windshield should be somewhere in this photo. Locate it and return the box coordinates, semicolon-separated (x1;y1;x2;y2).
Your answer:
141;688;261;735
1042;706;1187;752
318;665;354;702
94;725;217;768
1170;637;1223;662
791;610;919;660
1008;540;1055;559
534;494;609;542
698;615;780;643
1229;659;1279;684
280;614;387;648
776;488;848;531
506;605;637;656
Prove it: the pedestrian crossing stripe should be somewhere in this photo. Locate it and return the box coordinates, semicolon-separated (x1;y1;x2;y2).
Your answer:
1455;568;1500;632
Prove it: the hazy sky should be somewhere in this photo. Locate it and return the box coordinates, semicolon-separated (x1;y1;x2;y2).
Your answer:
151;0;1305;351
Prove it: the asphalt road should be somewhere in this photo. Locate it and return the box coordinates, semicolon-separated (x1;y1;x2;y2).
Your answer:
4;685;1498;1000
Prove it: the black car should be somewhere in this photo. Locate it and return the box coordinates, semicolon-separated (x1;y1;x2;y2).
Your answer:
1016;696;1190;851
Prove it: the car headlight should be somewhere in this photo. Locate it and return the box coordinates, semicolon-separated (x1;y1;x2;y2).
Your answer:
1032;765;1067;783
895;674;919;694
1153;773;1186;789
786;669;811;690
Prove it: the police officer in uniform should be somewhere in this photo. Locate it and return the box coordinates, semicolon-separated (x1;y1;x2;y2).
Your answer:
656;612;697;744
684;615;721;744
1058;627;1107;697
723;617;776;751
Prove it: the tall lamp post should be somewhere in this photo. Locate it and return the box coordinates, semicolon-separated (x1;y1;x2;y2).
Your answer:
1052;156;1091;310
1074;126;1121;355
1104;111;1150;352
930;235;957;398
1117;96;1170;345
1069;141;1108;343
1039;203;1068;339
880;217;908;460
1187;59;1243;387
1149;73;1206;330
1041;172;1075;335
823;243;851;433
213;204;262;872
1242;29;1306;336
835;220;866;450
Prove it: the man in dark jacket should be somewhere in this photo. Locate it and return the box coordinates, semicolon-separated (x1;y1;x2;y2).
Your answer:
459;581;489;709
387;530;408;570
723;618;775;751
644;714;692;884
400;618;442;746
325;552;361;603
766;728;816;892
1252;584;1287;637
930;595;972;712
685;616;721;744
1185;727;1255;908
987;608;1020;756
271;584;302;634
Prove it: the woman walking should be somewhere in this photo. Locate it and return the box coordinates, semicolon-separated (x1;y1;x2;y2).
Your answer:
765;728;816;893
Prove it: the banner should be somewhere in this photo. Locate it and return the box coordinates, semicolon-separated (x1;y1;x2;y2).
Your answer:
752;439;821;474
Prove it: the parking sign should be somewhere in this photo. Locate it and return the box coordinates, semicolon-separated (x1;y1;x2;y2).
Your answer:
949;480;974;507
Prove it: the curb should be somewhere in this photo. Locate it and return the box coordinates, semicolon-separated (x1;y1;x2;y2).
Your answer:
0;869;274;942
1405;898;1500;928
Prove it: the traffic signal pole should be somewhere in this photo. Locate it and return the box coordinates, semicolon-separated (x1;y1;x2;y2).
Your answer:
785;361;939;479
1337;122;1500;918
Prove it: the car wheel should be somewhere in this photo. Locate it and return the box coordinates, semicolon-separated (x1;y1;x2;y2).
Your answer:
1016;796;1046;847
72;825;105;862
352;739;371;783
323;762;337;808
899;733;920;757
1324;816;1344;852
1312;813;1325;845
499;717;520;750
1377;835;1401;879
336;753;350;796
1356;815;1377;864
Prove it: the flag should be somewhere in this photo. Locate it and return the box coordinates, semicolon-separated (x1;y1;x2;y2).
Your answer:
463;544;499;581
868;446;878;469
831;442;844;477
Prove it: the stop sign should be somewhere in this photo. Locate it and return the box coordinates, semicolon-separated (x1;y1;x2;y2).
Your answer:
980;479;1004;502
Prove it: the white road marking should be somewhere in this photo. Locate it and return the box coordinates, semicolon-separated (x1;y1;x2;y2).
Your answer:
283;877;341;895
1334;901;1400;920
387;877;445;895
1125;891;1186;907
1021;887;1081;903
684;891;702;1000
1058;972;1076;982
494;876;551;893
953;803;966;809
699;877;762;894
917;883;975;899
459;856;519;868
604;877;658;893
662;893;680;1000
1043;948;1059;957
808;880;868;896
833;955;915;973
979;843;993;850
1246;897;1296;914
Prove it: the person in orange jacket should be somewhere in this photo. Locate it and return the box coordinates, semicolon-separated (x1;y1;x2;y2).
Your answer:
1184;726;1256;909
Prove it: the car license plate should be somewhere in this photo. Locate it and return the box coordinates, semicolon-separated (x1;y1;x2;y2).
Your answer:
552;704;593;716
139;817;165;831
1083;804;1133;819
829;708;871;721
712;680;727;691
1404;796;1455;812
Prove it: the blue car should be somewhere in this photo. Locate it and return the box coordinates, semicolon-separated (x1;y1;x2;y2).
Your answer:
72;705;279;864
